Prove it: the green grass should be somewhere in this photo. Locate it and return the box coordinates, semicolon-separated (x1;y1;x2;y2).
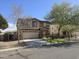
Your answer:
47;39;66;43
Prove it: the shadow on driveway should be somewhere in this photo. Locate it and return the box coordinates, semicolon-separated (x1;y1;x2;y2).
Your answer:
19;40;79;48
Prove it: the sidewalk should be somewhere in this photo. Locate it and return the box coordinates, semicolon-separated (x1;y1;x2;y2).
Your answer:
0;47;21;52
0;41;18;49
0;39;42;52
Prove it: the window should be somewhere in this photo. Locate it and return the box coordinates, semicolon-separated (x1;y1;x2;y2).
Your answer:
43;23;49;27
32;21;37;27
44;23;46;27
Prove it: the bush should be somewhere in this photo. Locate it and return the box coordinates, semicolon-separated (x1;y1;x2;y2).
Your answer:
3;32;10;41
49;33;66;39
47;39;65;43
3;32;17;41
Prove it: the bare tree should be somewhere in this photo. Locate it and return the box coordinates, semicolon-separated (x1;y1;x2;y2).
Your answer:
11;4;23;45
11;4;22;24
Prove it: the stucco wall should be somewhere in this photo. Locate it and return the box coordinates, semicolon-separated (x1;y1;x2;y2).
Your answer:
50;24;59;35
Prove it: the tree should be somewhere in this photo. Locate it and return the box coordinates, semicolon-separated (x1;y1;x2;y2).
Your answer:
11;4;23;24
11;4;23;45
62;25;78;40
0;14;8;30
45;2;72;37
71;9;79;25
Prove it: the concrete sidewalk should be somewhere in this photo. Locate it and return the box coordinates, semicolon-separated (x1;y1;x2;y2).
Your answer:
0;47;21;52
0;39;42;52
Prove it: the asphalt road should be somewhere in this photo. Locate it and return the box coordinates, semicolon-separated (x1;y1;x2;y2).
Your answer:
0;43;79;59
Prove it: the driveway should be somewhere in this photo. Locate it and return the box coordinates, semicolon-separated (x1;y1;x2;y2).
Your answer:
20;39;48;48
0;43;79;59
21;39;77;48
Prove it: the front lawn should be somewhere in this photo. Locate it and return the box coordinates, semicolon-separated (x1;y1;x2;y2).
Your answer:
47;38;66;43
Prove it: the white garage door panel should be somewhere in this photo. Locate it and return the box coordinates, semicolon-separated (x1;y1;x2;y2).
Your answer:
23;32;39;39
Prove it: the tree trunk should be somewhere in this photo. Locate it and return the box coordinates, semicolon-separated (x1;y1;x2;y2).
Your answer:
68;32;71;41
17;28;20;46
58;26;61;38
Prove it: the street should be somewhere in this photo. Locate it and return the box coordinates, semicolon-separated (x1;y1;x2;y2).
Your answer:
0;43;79;59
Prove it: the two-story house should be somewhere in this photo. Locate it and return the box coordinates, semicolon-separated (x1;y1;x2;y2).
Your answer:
17;17;50;39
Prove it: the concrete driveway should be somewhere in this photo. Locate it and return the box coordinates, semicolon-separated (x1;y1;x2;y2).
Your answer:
0;43;79;59
21;39;48;48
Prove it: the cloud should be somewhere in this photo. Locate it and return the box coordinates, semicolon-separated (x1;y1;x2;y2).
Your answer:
3;23;17;32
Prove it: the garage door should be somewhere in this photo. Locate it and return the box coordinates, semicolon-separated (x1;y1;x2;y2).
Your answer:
22;32;39;39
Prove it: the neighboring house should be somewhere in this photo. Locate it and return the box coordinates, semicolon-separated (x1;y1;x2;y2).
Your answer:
17;17;50;39
50;24;79;39
49;24;63;37
50;24;59;35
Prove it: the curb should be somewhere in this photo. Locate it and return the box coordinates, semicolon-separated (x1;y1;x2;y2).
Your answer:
0;47;22;52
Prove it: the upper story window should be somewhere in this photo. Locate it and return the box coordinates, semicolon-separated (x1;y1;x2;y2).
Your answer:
43;23;49;27
32;20;37;27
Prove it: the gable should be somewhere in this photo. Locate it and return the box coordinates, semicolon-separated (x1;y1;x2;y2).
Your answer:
17;18;39;29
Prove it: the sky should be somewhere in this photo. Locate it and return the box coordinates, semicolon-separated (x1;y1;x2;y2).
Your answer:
0;0;79;32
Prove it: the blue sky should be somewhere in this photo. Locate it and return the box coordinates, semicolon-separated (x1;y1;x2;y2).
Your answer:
0;0;79;32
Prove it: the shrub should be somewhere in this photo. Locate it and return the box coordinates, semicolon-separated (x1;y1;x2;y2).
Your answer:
47;39;65;43
3;32;17;41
